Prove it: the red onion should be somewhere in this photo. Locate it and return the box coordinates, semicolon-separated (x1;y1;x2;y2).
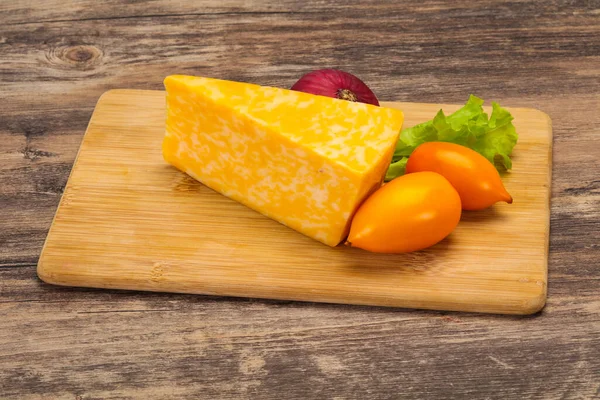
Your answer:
290;69;380;106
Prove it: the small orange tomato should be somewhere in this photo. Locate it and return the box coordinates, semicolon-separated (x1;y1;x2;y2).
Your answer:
347;171;461;253
405;142;513;211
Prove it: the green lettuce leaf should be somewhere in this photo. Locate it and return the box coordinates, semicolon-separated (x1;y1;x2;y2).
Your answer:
385;158;408;181
386;95;518;181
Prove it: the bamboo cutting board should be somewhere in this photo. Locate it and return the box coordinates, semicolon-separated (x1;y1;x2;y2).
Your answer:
37;89;552;315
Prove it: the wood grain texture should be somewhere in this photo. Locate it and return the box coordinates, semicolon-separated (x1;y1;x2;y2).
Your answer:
1;0;599;399
37;89;551;315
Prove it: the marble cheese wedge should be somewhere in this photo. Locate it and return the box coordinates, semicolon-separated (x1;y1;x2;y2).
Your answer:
162;75;404;246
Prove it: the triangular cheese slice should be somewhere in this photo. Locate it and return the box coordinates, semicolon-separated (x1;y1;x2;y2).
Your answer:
163;75;404;246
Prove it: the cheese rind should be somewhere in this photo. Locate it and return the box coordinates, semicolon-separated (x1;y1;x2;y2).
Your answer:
163;75;404;246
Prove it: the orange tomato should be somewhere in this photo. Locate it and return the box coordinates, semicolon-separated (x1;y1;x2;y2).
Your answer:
405;142;513;211
347;171;461;253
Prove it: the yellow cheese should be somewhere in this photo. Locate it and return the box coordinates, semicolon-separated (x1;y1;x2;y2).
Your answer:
163;75;404;246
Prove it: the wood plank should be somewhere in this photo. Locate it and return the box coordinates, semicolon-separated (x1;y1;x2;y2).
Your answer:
4;0;595;26
1;2;599;114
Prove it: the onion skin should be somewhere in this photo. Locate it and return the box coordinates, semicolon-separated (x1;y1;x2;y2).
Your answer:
291;69;380;106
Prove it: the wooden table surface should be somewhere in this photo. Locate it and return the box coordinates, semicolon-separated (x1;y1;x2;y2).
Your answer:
1;1;598;399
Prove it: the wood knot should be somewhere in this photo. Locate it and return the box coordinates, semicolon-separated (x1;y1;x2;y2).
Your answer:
66;46;94;62
150;262;166;283
22;145;57;161
174;173;203;193
46;44;103;71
